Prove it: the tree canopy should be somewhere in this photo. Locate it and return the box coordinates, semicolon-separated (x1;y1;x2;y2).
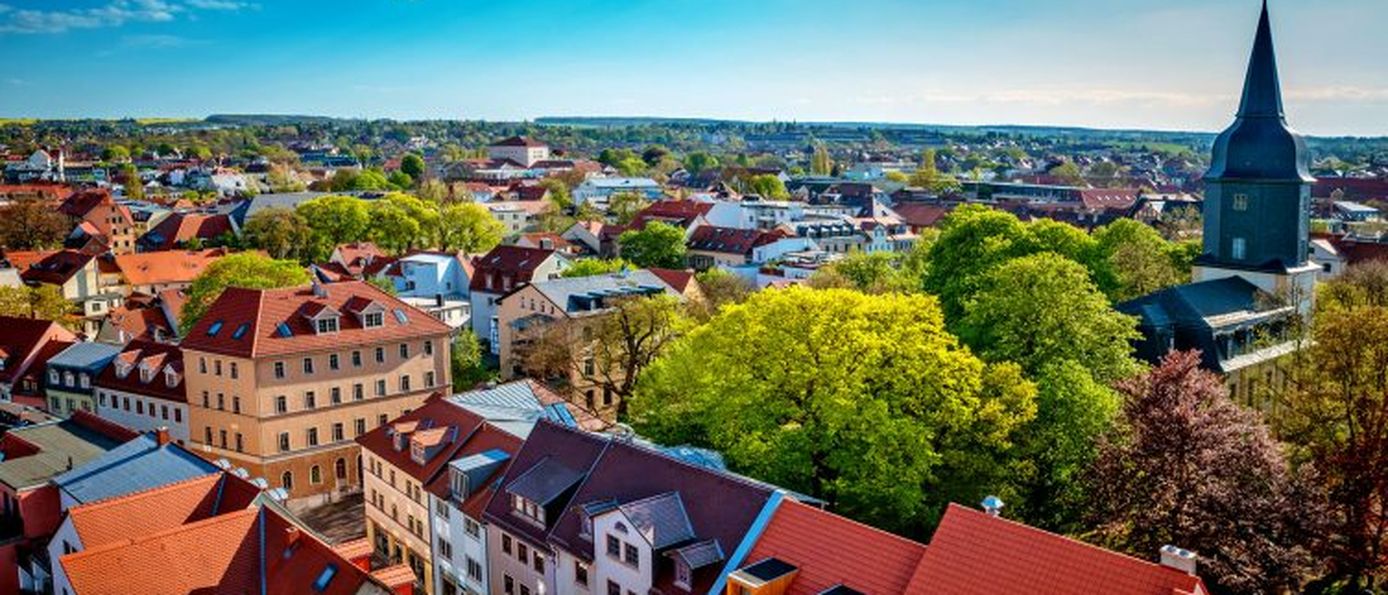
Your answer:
181;252;310;333
618;221;686;269
630;287;1036;536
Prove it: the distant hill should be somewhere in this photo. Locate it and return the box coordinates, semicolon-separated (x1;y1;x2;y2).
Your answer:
205;114;346;126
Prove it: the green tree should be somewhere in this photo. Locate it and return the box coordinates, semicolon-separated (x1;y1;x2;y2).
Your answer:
119;164;143;200
437;202;504;254
745;174;789;199
689;268;753;320
909;148;961;194
808;251;915;294
1092;219;1188;302
809;143;832;176
0;285;76;328
618;221;686;269
1049;160;1085;185
606;191;649;226
683;152;719;176
562;258;632;278
452;332;493;389
923;205;1036;322
181;253;310;333
242;207;313;261
539;178;573;211
102;145;130;162
400;153;427;183
266;163;306;193
369;192;435;254
630;287;1036;536
297;195;371;261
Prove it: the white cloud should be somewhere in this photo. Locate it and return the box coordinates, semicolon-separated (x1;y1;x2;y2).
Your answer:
0;0;248;34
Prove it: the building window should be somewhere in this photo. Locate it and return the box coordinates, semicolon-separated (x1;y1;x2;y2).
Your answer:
352;351;362;367
235;433;243;452
606;580;621;595
1232;193;1249;211
305;391;316;409
425;371;435;388
623;543;638;567
399;344;409;359
302;357;315;374
466;557;483;581
575;562;589;587
201;392;208;408
399;375;411;392
517;542;528;563
353;383;364;401
281;471;293;492
329;354;340;370
533;552;544;573
174;409;182;423
307;427;319;447
204;426;212;444
230;362;238;379
1232;237;1247;260
502;534;512;555
375;347;385;363
332;422;344;442
279;432;290;452
335;457;347;479
606;535;620;557
364;311;384;328
219;429;227;449
465;518;481;539
316;318;339;334
423;340;433;356
504;575;514;595
330;387;341;404
355;418;366;436
214;360;222;376
310;465;323;484
275;395;288;414
217;393;225;410
378;413;388;426
274;361;285;379
376;379;386;396
438;538;453;559
199;357;208;374
232;397;240;414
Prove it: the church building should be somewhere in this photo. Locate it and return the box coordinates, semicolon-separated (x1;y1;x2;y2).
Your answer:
1120;1;1315;404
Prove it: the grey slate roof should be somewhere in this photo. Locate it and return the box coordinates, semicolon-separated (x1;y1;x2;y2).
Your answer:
48;342;122;371
505;456;586;505
52;434;220;504
669;539;725;570
616;491;696;550
0;420;123;490
448;381;578;438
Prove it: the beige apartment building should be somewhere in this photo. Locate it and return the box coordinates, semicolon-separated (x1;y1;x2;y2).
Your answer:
180;280;453;503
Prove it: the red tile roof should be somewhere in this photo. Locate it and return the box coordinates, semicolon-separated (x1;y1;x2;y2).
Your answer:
20;249;94;286
139;212;234;251
648;268;697;293
180;280;451;358
742;499;927;595
687;226;788;256
469;245;561;293
914;503;1208;595
1078;188;1140;211
93;340;186;403
61;504;382;595
0;316;77;385
112;248;230;287
66;472;261;550
891;202;954;228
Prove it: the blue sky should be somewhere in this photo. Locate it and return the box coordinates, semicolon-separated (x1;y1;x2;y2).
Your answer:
0;0;1385;136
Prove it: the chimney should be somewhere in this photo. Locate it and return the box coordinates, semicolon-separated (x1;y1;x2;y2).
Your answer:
155;426;171;446
1159;545;1198;575
980;495;1004;517
285;526;302;548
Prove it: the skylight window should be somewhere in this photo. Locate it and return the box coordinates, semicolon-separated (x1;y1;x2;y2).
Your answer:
313;564;338;591
231;323;250;340
206;321;224;336
393;309;409;324
276;322;294;338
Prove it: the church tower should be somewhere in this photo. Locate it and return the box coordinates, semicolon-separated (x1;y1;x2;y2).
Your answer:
1193;0;1318;314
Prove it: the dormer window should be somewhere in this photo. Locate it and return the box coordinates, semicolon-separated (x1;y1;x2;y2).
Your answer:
512;494;544;524
164;366;180;388
139;364;154;383
316;317;339;334
49;369;59;384
674;559;691;590
450;468;470;501
363;311;384;328
115;361;132;378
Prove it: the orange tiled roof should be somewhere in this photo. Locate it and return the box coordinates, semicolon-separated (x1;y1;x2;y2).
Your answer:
913;503;1208;595
112;248;230;287
66;472;260;550
180;280;451;358
743;499;928;595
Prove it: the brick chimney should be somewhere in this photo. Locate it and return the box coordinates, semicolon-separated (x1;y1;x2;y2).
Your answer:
155;426;171;446
285;526;302;548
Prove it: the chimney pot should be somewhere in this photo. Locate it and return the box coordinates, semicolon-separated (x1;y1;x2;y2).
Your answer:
285;526;302;548
155;426;171;446
1159;544;1198;575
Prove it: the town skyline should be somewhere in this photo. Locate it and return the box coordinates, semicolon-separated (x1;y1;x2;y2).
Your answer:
0;0;1385;136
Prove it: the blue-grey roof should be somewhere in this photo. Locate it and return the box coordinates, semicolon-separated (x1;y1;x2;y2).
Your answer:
52;434;220;505
586;177;659;188
49;342;122;371
448;381;553;438
616;491;695;549
505;456;585;505
527;270;680;314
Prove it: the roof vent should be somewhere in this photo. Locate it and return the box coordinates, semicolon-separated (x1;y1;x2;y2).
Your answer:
1159;545;1198;575
981;495;1004;517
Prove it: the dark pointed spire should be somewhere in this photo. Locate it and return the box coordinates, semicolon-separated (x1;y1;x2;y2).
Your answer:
1236;0;1284;119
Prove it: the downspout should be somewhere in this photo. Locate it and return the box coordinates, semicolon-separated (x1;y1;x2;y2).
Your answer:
706;490;785;595
258;506;268;595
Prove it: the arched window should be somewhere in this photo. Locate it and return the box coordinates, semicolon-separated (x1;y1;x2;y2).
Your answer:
310;465;323;485
335;458;348;480
281;471;294;492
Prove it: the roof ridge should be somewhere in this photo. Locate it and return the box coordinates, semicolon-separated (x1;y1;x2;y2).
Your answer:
63;505;259;562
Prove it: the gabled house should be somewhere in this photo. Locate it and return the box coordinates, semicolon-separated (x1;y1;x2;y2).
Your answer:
93;340;189;442
685;226;814;271
136;212;237;252
468;246;569;347
0;316;78;407
57;190;137;254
